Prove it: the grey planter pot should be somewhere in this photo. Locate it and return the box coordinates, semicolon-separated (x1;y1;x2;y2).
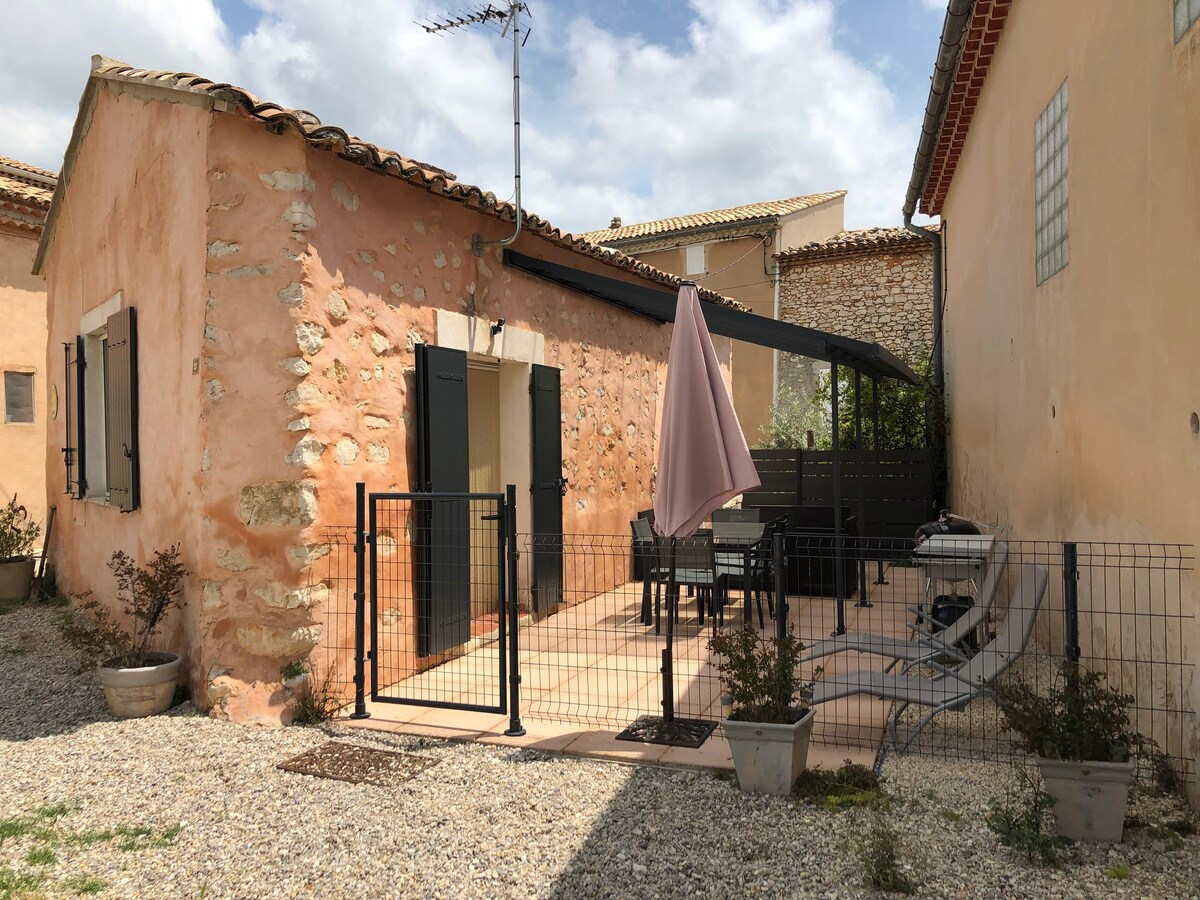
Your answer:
0;557;35;602
723;707;816;796
98;652;182;719
1037;756;1134;843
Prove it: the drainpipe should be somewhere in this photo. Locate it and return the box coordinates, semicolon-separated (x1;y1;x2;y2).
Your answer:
901;0;970;510
903;216;944;394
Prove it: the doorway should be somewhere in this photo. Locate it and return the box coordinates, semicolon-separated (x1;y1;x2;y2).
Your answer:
467;359;501;618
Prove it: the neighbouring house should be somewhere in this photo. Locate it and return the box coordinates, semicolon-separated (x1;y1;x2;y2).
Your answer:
0;156;55;525
775;226;935;399
37;56;743;724
906;1;1199;769
582;193;847;446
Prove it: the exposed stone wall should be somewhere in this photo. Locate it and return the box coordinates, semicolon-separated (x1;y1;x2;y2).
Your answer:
194;114;708;720
777;247;933;394
198;116;318;723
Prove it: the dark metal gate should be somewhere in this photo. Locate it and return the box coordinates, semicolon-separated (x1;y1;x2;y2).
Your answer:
350;483;524;735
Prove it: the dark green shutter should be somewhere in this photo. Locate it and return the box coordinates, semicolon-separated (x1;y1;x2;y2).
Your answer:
414;344;471;654
63;337;86;499
103;307;139;511
530;364;564;612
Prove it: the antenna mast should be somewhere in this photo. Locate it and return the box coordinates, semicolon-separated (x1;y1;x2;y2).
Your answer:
419;3;530;256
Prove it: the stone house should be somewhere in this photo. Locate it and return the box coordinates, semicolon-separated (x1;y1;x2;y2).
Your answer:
582;193;846;446
36;56;738;724
775;227;935;399
0;156;54;524
904;1;1199;776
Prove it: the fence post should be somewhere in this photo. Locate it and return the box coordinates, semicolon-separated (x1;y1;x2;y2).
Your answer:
504;483;526;737
350;481;370;719
1063;542;1081;666
774;529;788;643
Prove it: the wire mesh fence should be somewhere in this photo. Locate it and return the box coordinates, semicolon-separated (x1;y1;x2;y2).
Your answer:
311;516;1196;782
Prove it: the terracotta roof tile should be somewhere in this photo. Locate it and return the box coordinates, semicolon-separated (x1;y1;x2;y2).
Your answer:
580;192;848;244
38;57;742;310
920;0;1012;216
775;225;940;263
0;155;56;233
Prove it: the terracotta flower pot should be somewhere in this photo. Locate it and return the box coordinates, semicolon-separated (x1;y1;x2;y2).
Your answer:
723;707;816;795
0;557;35;602
1036;756;1134;843
97;652;182;719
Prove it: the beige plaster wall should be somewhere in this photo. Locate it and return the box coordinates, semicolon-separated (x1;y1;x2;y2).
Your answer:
938;1;1200;763
777;246;933;396
0;227;47;524
624;196;845;446
43;86;210;689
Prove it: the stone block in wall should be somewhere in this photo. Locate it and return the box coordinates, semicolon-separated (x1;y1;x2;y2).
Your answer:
238;480;318;528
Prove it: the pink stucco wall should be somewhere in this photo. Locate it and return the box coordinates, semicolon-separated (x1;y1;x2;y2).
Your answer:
0;227;47;524
45;87;732;724
43;86;210;687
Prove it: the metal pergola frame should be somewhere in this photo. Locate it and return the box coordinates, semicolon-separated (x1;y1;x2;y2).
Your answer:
505;250;922;646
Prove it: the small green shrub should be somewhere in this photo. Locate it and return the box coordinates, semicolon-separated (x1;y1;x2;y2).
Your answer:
289;661;342;726
0;495;40;562
986;767;1063;866
792;761;883;810
281;659;306;681
995;663;1140;762
59;546;189;668
1105;863;1131;879
858;814;915;894
707;624;817;724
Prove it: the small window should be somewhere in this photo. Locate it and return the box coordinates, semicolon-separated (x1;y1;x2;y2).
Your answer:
1035;80;1069;286
685;243;705;276
1176;0;1200;42
63;305;140;510
3;372;33;423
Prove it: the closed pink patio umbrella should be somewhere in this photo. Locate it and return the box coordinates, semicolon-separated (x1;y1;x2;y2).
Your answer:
619;281;760;748
654;283;760;537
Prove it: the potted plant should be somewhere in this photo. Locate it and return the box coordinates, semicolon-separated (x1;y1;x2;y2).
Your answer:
61;546;189;718
708;624;819;795
995;662;1141;843
0;495;40;602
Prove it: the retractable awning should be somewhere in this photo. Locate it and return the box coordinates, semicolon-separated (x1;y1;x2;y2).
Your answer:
504;250;918;384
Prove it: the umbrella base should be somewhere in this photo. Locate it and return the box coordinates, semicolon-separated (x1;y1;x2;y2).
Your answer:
615;715;716;749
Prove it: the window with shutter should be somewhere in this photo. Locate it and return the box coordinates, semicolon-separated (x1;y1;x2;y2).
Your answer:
67;300;139;510
103;307;139;511
63;337;86;499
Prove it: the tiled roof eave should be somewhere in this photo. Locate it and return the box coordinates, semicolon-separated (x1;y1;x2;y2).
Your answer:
34;57;743;311
581;191;847;244
918;0;1013;216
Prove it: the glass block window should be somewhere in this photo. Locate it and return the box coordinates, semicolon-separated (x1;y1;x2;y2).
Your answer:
4;372;34;423
1176;0;1200;42
1035;80;1069;286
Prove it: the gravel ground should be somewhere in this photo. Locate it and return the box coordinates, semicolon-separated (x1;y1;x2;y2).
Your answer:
2;600;1198;899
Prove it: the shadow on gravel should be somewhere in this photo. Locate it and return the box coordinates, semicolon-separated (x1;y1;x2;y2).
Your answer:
540;764;846;899
0;600;115;741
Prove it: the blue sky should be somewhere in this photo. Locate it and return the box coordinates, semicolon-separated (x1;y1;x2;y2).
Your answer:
2;0;946;233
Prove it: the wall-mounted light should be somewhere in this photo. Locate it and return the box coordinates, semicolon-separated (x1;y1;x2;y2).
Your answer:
490;318;506;336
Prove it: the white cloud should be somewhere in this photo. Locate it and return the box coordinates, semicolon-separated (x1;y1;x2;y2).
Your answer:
1;0;926;234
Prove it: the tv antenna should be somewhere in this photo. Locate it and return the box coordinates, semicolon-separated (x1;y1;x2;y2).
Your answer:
419;3;531;256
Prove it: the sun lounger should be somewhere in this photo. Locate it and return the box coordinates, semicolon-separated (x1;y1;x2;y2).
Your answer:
808;562;1047;751
800;542;1009;669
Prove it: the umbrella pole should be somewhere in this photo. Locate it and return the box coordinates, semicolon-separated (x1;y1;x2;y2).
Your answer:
662;536;677;722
